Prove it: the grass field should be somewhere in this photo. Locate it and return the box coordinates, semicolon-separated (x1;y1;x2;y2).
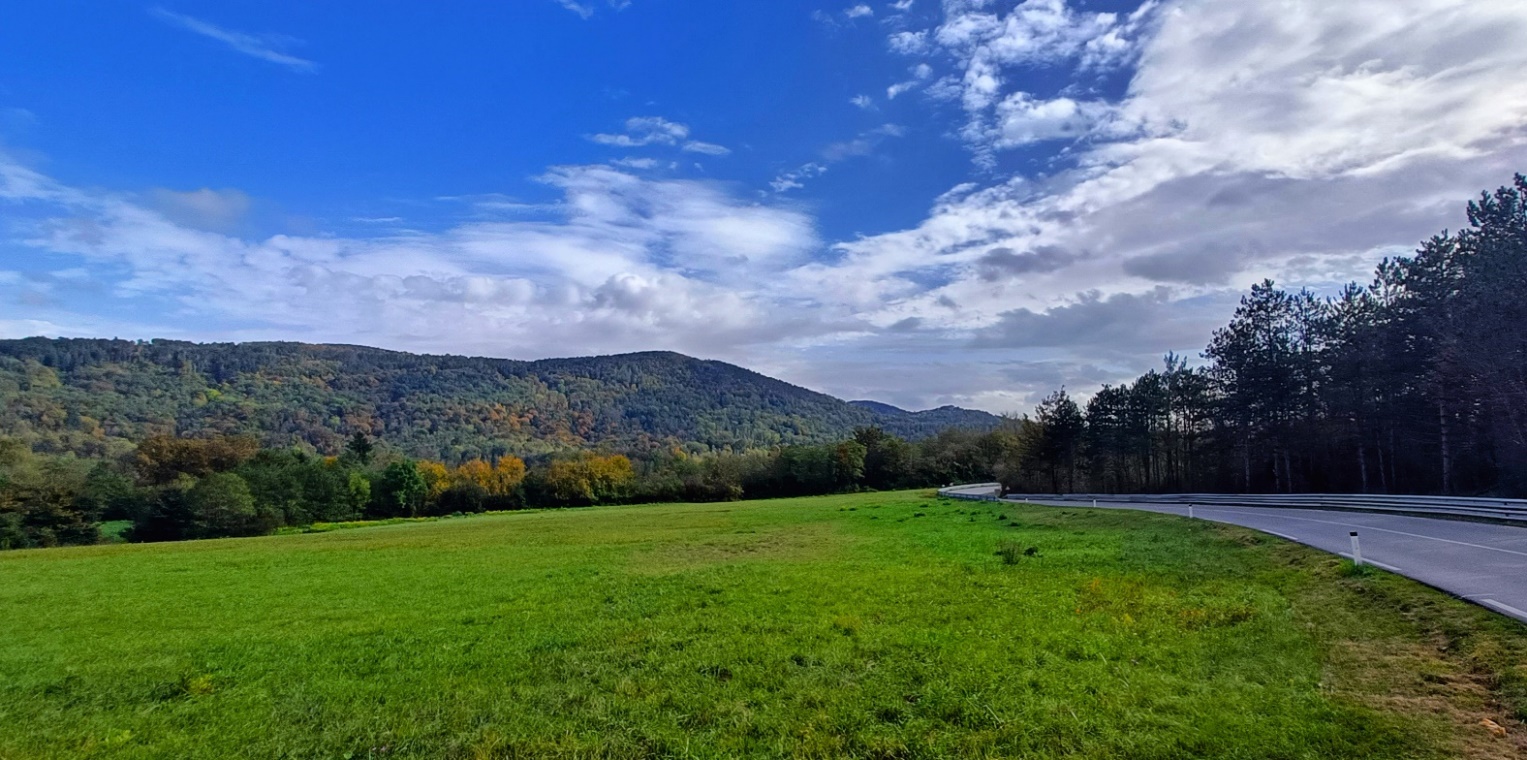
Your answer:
3;491;1525;759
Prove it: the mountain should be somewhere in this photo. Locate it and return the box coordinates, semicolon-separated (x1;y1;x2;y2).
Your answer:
850;400;1008;431
0;338;1000;461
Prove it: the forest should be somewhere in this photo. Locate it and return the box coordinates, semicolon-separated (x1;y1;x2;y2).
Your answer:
998;176;1527;498
0;341;997;461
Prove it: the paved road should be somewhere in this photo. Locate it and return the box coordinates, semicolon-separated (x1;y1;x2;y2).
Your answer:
943;485;1527;625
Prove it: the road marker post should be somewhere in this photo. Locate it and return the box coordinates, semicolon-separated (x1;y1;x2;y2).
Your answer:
1349;531;1363;567
1188;503;1194;519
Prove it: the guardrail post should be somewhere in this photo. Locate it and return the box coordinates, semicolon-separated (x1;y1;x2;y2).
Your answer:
1349;531;1363;567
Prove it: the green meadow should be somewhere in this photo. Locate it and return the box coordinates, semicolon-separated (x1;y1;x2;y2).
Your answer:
2;491;1524;759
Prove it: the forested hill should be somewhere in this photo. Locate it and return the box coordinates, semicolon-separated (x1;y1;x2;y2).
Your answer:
849;400;1002;431
0;338;999;461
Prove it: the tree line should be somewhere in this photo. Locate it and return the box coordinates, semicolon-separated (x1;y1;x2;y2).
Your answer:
0;426;1011;549
998;176;1527;498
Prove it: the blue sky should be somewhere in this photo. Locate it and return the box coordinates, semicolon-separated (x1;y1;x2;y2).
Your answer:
3;0;1527;412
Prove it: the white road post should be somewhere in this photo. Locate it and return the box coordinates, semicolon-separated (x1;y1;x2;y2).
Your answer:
1092;498;1097;508
1349;531;1364;567
1188;503;1194;519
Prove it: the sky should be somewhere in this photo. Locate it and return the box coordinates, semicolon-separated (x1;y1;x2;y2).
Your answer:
3;0;1527;413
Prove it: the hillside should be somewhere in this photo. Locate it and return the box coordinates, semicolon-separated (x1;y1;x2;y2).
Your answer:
0;338;999;460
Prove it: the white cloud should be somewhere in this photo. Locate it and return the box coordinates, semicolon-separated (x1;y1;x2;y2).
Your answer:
681;141;732;156
888;30;931;55
980;93;1113;147
148;188;251;232
846;5;874;19
901;0;1159;153
589;117;730;156
589;116;690;147
850;94;875;110
150;8;316;72
610;157;660;169
556;0;595;18
822;123;905;161
886;62;935;100
771;123;905;195
771;163;828;193
554;0;632;19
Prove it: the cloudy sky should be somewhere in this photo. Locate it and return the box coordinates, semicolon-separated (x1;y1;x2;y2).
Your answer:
3;0;1526;412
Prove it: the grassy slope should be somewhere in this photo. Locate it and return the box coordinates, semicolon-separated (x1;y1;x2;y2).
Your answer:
2;491;1524;759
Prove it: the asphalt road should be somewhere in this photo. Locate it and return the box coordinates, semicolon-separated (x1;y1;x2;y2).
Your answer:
943;485;1527;625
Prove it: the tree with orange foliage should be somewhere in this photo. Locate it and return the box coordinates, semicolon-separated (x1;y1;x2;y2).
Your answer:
455;459;493;490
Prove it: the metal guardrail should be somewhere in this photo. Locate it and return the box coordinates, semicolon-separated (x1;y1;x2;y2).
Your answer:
937;483;1004;502
938;485;1527;523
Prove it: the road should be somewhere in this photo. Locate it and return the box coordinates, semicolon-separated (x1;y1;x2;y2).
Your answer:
943;485;1527;625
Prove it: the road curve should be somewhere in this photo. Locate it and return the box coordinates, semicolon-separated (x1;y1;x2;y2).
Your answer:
943;485;1527;625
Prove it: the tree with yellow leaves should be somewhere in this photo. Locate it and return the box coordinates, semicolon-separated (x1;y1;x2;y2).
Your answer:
416;460;451;500
543;453;633;505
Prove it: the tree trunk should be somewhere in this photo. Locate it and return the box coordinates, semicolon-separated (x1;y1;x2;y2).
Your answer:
1357;441;1369;494
1439;398;1453;495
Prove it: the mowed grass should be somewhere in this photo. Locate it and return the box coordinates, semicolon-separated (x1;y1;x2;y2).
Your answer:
3;492;1526;759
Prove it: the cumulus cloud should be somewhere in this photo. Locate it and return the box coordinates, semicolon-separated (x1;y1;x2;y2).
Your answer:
888;30;931;55
896;0;1158;154
977;93;1113;147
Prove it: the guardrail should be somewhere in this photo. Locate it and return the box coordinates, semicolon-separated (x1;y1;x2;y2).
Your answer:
938;485;1527;523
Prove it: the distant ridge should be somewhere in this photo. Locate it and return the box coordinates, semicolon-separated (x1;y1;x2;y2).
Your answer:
851;399;1007;431
0;337;1001;461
